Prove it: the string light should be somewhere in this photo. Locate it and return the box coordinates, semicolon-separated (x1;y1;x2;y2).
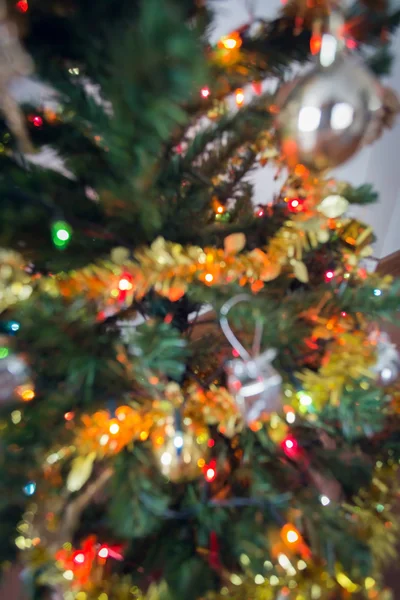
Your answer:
235;89;245;106
161;451;172;466
204;459;217;482
286;530;299;543
51;220;72;249
117;272;133;302
346;38;358;50
310;34;322;55
201;87;210;99
118;277;133;291
17;386;35;402
16;0;28;13
32;116;43;127
0;347;9;359
220;36;239;50
11;410;22;424
98;546;109;559
320;495;330;506
23;481;36;496
286;411;296;424
63;570;74;581
173;433;184;449
230;574;242;586
109;422;120;435
282;435;299;458
281;524;302;550
204;273;214;283
325;270;334;282
298;392;312;407
373;288;382;297
287;197;305;213
8;321;20;333
73;552;86;565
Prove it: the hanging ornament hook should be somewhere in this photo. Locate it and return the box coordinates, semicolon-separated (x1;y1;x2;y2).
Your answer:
220;294;264;362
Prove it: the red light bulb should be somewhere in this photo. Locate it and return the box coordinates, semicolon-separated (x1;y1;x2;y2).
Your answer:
98;546;109;559
117;272;133;302
204;459;217;482
201;87;210;99
73;552;85;564
16;0;28;12
325;270;335;282
346;38;357;50
282;436;299;458
310;34;322;55
287;197;305;213
32;115;43;127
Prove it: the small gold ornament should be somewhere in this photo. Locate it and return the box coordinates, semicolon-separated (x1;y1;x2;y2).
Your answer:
152;413;209;483
0;248;33;311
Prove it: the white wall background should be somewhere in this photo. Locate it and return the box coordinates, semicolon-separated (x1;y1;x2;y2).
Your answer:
210;0;400;258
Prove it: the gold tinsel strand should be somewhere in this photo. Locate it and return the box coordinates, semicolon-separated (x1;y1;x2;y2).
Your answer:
0;248;34;311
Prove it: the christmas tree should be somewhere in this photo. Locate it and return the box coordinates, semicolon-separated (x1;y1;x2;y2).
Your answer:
1;0;400;598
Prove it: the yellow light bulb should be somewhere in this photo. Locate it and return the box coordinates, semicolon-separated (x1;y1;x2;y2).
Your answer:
221;37;237;50
109;423;120;435
287;530;299;544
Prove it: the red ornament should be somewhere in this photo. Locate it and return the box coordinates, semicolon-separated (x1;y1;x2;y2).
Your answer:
287;197;305;213
16;0;28;12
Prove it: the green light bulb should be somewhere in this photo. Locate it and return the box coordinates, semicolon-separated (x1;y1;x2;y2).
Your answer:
0;347;9;359
51;220;72;249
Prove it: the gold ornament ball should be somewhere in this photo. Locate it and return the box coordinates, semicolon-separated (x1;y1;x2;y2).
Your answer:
153;423;209;483
277;54;382;172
